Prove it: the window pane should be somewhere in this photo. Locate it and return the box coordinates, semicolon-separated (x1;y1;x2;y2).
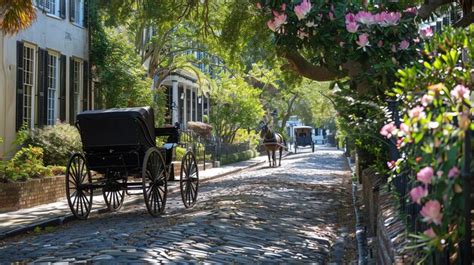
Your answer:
22;46;35;128
47;54;58;125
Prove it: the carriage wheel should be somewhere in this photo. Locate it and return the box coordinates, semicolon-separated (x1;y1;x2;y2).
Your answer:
180;151;199;208
66;153;93;220
103;178;125;212
142;148;168;217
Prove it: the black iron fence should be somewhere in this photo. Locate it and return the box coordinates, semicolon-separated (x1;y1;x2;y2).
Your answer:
179;129;253;169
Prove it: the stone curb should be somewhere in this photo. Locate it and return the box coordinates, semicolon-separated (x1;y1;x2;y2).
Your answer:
0;154;291;241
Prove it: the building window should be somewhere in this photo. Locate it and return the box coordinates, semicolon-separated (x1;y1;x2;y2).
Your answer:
72;59;82;120
72;0;85;26
37;0;60;16
22;45;36;128
47;53;59;125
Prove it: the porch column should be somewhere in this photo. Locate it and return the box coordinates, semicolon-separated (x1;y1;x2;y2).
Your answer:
183;85;187;129
201;92;204;122
172;80;179;124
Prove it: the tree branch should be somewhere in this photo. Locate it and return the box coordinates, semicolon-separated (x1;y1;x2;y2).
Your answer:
417;0;455;19
454;12;474;27
281;51;344;82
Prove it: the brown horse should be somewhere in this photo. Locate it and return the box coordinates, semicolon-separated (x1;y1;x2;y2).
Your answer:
260;124;285;167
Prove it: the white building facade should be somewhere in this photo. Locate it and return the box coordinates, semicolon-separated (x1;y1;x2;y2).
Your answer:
0;0;91;155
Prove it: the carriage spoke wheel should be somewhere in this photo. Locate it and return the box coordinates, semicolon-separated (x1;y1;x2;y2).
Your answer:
103;178;125;212
180;151;199;208
66;153;93;220
142;148;168;217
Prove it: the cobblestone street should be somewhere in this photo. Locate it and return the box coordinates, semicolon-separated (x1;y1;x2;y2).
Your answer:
0;147;355;263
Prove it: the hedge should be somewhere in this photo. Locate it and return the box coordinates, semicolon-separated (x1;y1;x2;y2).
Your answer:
219;150;257;166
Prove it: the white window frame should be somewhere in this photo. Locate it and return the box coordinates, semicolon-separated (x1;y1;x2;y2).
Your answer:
36;0;61;17
46;51;60;125
22;43;37;129
72;59;83;119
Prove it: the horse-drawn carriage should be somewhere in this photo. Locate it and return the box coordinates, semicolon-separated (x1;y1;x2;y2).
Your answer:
293;126;315;153
66;107;199;219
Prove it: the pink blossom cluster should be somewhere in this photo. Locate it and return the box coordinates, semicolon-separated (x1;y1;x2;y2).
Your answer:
419;27;433;39
345;11;402;32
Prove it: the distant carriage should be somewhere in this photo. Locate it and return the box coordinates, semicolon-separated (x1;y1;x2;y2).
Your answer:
66;107;199;219
293;126;314;153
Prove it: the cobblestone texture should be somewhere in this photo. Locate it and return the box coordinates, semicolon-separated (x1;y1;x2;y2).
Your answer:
0;147;355;263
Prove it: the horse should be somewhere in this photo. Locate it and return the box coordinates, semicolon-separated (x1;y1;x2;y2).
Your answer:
260;124;285;167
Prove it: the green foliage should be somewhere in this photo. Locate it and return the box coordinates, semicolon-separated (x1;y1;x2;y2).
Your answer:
220;150;257;165
175;147;186;161
210;73;265;143
387;26;474;258
234;129;260;149
0;145;51;182
24;124;82;166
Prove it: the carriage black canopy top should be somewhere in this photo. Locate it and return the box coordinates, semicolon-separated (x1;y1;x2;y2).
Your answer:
76;106;156;150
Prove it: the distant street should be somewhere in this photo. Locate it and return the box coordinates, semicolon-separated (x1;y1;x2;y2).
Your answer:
0;147;355;263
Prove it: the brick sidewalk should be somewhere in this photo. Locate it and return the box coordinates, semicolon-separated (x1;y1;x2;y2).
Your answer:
0;155;271;240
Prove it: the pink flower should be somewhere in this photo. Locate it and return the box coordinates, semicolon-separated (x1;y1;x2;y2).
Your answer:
420;27;433;39
404;7;418;15
377;40;384;47
346;22;359;33
448;166;460;178
450;84;470;103
409;106;425;119
400;123;410;135
297;29;309;40
420;200;443;225
356;33;370;51
267;20;277;32
328;12;334;21
417;166;434;185
380;122;397;138
421;94;434;106
355;11;375;25
294;0;312;21
281;3;286;11
424;228;437;238
399;40;410;50
345;13;356;24
374;11;401;27
410;186;428;204
256;2;262;9
387;160;396;169
267;11;287;32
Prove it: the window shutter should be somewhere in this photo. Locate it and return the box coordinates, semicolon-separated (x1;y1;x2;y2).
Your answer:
82;60;89;111
83;0;88;27
59;0;66;19
69;57;75;124
69;0;75;22
16;41;24;131
59;54;66;121
37;48;47;127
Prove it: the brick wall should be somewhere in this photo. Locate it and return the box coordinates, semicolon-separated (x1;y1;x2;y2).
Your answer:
0;175;66;212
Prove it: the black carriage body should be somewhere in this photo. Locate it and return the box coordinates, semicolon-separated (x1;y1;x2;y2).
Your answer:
76;107;157;175
294;126;313;147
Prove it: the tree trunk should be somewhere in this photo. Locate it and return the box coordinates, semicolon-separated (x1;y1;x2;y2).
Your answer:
279;94;299;134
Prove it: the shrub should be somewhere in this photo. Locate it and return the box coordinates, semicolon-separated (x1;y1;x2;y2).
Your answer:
25;123;82;166
220;150;257;165
1;145;51;182
383;26;474;259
